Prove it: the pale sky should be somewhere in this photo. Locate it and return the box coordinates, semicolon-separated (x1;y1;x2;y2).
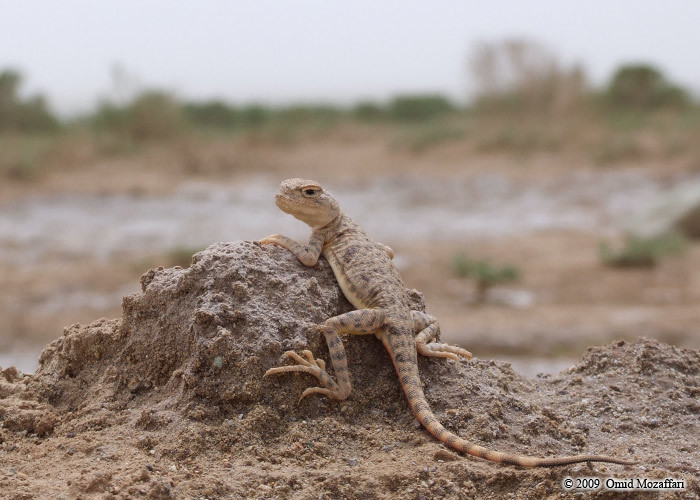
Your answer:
2;0;699;116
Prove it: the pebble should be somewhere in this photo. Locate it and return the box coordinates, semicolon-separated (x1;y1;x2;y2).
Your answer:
346;458;359;467
169;465;177;472
8;467;16;475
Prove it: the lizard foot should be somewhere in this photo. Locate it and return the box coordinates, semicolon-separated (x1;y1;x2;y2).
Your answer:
258;234;283;246
264;350;347;401
417;342;473;361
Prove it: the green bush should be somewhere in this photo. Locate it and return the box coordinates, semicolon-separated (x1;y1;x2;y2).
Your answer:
387;94;455;122
450;253;520;303
92;91;184;142
606;64;690;110
0;69;59;132
352;101;385;122
128;92;184;139
238;105;270;128
599;232;687;268
183;100;239;129
273;104;342;126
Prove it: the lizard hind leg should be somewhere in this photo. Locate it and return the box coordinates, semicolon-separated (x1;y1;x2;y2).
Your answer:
411;311;472;361
264;309;386;402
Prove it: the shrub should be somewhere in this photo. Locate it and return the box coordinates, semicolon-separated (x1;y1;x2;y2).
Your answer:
0;69;59;132
237;105;270;128
606;64;690;110
450;253;520;303
128;91;184;140
599;232;687;268
387;94;455;122
92;91;184;142
183;101;239;129
274;104;342;126
352;101;385;122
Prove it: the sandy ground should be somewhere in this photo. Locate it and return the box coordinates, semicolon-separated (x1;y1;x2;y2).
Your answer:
1;242;698;499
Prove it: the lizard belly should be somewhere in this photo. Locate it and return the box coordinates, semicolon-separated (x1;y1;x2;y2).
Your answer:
325;251;367;309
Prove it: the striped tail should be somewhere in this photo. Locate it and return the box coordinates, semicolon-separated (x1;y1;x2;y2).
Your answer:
382;334;636;468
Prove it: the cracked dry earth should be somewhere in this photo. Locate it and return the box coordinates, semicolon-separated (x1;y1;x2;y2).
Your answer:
0;242;698;499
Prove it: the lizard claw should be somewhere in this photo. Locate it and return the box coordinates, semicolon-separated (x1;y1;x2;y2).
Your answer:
258;234;282;246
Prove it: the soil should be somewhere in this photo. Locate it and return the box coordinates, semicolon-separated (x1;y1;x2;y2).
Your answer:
1;242;698;499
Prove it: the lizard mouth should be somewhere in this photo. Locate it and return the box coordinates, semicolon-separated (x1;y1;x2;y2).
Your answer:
274;193;294;213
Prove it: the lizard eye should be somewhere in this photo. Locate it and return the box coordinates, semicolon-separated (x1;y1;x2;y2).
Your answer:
302;188;319;196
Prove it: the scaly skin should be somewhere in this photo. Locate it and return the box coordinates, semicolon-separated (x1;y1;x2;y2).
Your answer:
260;178;636;467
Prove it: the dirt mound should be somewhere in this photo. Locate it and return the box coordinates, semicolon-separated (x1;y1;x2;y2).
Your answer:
1;241;698;499
32;242;425;418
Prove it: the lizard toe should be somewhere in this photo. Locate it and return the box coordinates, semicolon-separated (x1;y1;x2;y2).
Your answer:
299;387;334;401
258;234;282;245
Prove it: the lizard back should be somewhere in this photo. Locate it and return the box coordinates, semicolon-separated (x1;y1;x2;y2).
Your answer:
322;214;408;313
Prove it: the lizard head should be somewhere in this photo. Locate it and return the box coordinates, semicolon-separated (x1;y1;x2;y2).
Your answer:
274;178;340;228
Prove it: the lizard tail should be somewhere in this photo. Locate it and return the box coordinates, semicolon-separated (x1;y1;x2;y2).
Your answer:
382;335;636;468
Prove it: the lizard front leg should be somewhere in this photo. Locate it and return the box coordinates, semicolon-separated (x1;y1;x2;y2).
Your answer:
259;230;325;266
411;311;472;361
265;309;385;401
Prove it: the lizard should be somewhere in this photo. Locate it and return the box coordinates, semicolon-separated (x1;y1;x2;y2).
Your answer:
259;178;636;467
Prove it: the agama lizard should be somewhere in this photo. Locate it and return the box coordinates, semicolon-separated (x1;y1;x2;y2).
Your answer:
260;178;635;467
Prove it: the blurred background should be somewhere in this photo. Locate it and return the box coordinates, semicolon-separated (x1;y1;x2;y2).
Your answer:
1;1;699;375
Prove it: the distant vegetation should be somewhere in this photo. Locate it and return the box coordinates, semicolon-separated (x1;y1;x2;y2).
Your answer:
92;91;185;141
470;39;588;117
0;70;59;132
599;232;688;268
606;64;690;110
1;40;700;180
450;253;520;304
